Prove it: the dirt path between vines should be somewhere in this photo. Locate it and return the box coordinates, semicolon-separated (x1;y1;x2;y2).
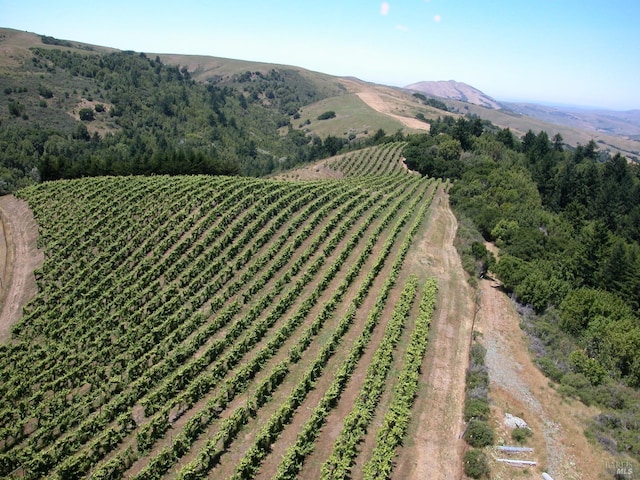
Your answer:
0;195;43;342
394;186;473;480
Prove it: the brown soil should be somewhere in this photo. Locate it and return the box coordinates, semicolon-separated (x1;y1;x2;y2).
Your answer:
272;160;345;181
476;266;616;480
0;195;43;342
355;90;431;132
393;186;474;480
337;77;431;133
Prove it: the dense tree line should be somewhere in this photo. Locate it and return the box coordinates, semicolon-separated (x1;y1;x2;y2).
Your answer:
223;68;339;117
412;92;449;111
404;117;640;460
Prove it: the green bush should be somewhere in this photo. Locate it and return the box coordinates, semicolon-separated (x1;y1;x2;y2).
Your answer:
464;398;490;422
470;343;487;366
463;449;490;478
466;366;489;390
317;110;336;120
38;85;54;98
464;420;494;448
536;356;564;383
79;107;95;121
512;426;533;444
559;372;595;405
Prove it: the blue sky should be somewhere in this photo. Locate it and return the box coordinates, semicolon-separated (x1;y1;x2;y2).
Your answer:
2;0;639;110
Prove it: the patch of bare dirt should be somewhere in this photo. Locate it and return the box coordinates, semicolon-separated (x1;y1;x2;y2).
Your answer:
393;186;474;480
0;195;43;342
69;99;117;137
338;78;430;133
476;245;616;479
355;90;431;132
272;160;344;181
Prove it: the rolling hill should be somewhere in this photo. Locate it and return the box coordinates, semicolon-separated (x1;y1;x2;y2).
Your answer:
2;26;638;176
1;27;640;479
0;146;459;479
404;80;502;110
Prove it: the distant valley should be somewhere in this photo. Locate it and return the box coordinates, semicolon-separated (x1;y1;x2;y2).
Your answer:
404;79;640;141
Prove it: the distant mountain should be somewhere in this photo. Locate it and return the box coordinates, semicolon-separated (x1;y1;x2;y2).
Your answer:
404;80;502;110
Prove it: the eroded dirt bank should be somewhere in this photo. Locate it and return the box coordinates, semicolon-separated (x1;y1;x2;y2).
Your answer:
0;195;43;342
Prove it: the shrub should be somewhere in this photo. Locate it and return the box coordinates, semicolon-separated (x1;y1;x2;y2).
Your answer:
512;426;533;444
469;343;486;366
464;420;494;448
94;103;105;113
463;449;490;478
464;398;490;422
8;101;22;117
466;364;489;390
536;356;564;383
559;372;594;405
38;85;54;98
317;110;336;120
79;108;95;121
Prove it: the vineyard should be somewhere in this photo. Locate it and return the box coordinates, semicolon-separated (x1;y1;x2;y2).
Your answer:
0;143;453;479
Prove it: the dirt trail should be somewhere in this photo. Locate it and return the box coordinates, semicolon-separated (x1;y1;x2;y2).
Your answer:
477;244;614;479
393;186;474;480
338;78;430;132
355;90;430;132
0;195;43;342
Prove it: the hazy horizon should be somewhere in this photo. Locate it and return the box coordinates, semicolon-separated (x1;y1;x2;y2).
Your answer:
2;0;639;111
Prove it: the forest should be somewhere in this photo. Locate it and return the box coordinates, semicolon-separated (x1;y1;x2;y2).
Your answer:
404;117;640;458
0;45;359;193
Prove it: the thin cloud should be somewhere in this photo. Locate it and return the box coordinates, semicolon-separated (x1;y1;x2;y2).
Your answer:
380;2;390;15
396;24;409;32
434;14;442;22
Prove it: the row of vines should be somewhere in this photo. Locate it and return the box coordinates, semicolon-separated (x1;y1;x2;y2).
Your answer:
1;144;441;479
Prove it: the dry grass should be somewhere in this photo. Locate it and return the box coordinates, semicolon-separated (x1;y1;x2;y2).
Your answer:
476;266;616;479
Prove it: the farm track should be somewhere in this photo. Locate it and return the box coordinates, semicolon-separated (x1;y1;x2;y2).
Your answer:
0;145;462;480
392;186;474;480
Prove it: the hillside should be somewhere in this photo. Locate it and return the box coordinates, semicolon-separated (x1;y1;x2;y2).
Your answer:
0;147;461;479
502;101;640;139
1;28;640;479
404;80;502;110
0;141;628;479
1;26;640;196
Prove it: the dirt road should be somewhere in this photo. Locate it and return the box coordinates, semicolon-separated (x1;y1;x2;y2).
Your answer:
477;257;614;479
0;195;43;342
338;77;431;132
355;90;431;132
394;186;474;480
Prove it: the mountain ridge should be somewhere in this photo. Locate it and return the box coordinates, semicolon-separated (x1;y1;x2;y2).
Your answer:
1;27;639;160
404;80;502;110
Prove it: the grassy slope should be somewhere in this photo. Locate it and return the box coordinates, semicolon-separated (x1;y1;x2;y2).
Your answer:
294;94;406;138
2;26;638;157
0;28;115;70
447;98;640;157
